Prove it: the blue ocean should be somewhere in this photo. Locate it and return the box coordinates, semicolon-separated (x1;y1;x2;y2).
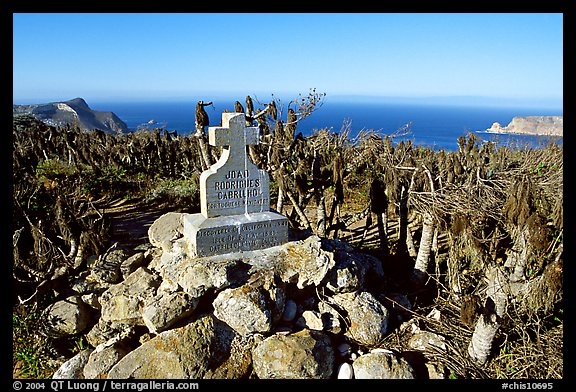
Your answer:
91;99;563;152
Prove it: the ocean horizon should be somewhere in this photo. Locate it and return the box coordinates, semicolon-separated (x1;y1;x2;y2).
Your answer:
86;98;563;152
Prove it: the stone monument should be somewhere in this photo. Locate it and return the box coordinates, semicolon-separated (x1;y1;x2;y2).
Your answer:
182;112;289;257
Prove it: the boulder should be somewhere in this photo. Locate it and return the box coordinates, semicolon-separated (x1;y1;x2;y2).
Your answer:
337;362;354;379
43;296;93;337
332;291;389;347
352;351;416;379
99;267;160;325
318;301;343;334
213;282;281;336
91;247;130;284
324;253;364;293
407;330;447;353
251;329;335;379
150;243;251;295
273;235;335;288
142;290;200;334
147;212;184;251
120;252;146;279
85;319;133;348
83;342;130;379
52;349;93;379
297;310;324;331
107;314;252;379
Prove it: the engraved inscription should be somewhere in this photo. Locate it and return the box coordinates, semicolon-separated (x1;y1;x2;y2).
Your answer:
195;219;289;255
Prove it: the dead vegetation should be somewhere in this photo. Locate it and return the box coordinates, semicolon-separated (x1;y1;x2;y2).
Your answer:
12;92;563;379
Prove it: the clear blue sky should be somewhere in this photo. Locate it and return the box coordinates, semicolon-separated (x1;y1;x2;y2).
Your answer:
13;13;563;107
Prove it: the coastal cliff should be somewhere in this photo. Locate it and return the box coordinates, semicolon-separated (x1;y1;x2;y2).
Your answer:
13;97;128;134
486;116;563;136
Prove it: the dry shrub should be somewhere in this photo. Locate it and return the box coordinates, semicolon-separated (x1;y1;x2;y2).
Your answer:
526;213;550;252
490;317;563;379
503;176;533;227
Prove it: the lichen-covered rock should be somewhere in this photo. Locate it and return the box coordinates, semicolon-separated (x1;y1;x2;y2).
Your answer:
213;285;275;336
107;314;252;379
91;248;130;284
85;319;133;348
83;342;130;379
352;351;416;379
99;267;160;325
332;291;389;347
176;257;251;293
120;252;146;279
251;329;335;379
296;310;324;331
324;253;363;293
43;296;93;337
142;290;200;333
52;349;93;379
150;245;251;295
147;212;184;251
318;301;342;334
274;235;335;288
407;330;447;353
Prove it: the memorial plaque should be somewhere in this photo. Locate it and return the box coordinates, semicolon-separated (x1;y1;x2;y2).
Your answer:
183;112;289;257
183;212;289;257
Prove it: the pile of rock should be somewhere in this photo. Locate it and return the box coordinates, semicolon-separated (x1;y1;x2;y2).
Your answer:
48;212;447;379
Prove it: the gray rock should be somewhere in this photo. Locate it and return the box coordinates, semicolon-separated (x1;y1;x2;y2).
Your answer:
338;343;352;356
332;291;389;347
252;329;335;379
297;310;324;331
120;252;146;279
107;314;253;379
148;212;184;251
213;285;274;336
81;293;101;310
92;248;130;284
43;296;93;337
83;342;130;379
273;235;335;288
324;252;364;293
152;249;250;295
99;267;160;325
337;362;354;379
318;301;343;334
407;330;447;353
85;319;133;348
282;299;298;322
52;349;93;379
71;270;101;295
142;291;200;334
352;351;416;379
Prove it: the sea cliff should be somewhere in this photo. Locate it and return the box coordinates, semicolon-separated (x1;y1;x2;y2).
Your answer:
486;116;562;136
13;97;128;134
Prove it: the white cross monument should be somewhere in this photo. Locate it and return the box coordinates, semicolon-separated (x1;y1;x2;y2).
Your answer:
182;112;289;257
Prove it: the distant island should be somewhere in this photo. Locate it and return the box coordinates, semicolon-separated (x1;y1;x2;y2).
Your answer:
13;97;128;134
486;116;563;136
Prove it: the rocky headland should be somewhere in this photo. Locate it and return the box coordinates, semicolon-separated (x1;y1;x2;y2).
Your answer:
486;115;563;136
13;98;128;134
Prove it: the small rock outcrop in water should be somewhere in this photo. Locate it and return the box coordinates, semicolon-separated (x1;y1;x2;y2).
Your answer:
49;212;449;379
13;98;128;134
486;116;562;136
